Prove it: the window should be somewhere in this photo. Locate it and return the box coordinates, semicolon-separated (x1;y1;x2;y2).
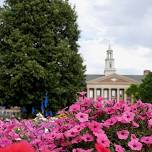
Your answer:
96;89;101;97
119;89;124;99
89;88;94;98
112;90;116;97
104;89;108;99
111;89;117;100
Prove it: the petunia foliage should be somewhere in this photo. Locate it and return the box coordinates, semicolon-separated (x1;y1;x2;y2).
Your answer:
0;95;152;152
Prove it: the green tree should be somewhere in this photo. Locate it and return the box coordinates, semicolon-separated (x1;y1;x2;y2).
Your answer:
0;0;86;114
126;84;139;101
139;72;152;103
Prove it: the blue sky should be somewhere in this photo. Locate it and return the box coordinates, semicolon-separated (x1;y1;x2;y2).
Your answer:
1;0;152;75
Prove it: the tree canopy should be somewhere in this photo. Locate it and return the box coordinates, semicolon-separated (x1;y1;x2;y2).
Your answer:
0;0;86;115
126;84;139;101
126;73;152;103
139;72;152;103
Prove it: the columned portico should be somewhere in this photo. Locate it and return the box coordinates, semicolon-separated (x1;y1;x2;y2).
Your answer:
87;85;128;101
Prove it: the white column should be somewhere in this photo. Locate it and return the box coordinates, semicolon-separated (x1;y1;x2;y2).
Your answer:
117;88;119;102
103;89;105;100
94;88;97;100
87;88;89;98
101;88;103;97
109;89;111;100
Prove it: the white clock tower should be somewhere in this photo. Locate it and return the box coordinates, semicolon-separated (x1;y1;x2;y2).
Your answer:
104;46;116;76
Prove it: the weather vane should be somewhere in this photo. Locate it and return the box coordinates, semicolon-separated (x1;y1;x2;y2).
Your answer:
107;39;111;50
102;39;111;50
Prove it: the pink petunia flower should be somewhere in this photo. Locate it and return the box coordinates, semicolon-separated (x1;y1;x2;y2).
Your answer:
81;133;94;142
39;146;51;152
117;130;129;140
96;133;110;147
94;101;102;110
69;103;81;112
148;119;152;129
97;96;103;102
131;134;137;140
128;139;143;151
87;121;101;133
0;141;35;152
104;107;115;114
81;97;92;107
103;117;117;128
64;128;79;138
75;112;88;122
72;124;85;133
71;136;82;144
114;144;125;152
95;143;111;152
140;136;152;145
122;111;135;123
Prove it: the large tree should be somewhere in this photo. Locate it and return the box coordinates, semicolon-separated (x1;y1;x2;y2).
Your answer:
139;72;152;103
0;0;86;114
126;84;140;102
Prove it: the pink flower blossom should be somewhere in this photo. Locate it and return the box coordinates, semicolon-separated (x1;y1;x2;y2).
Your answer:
94;102;102;110
81;98;92;107
0;141;35;152
69;103;81;112
95;143;111;152
103;117;117;128
128;139;142;151
97;96;103;102
131;134;137;140
75;112;89;122
64;128;79;138
148;119;152;129
114;144;125;152
104;107;115;114
87;121;101;133
72;124;85;132
117;130;129;140
96;134;110;147
81;133;94;142
140;136;152;145
71;136;82;144
122;111;135;123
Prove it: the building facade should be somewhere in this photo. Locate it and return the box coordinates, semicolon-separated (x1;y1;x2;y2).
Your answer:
86;47;144;101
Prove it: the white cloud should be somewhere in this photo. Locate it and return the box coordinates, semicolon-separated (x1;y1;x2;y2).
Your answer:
69;0;152;75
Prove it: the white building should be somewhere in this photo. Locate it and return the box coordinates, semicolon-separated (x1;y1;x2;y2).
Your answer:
86;47;147;101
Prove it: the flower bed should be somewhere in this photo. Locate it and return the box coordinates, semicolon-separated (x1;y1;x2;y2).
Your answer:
0;96;152;152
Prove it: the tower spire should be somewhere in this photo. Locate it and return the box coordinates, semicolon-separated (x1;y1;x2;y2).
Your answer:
104;45;116;76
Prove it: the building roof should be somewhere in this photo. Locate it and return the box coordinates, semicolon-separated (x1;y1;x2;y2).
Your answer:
123;75;144;82
86;74;144;82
